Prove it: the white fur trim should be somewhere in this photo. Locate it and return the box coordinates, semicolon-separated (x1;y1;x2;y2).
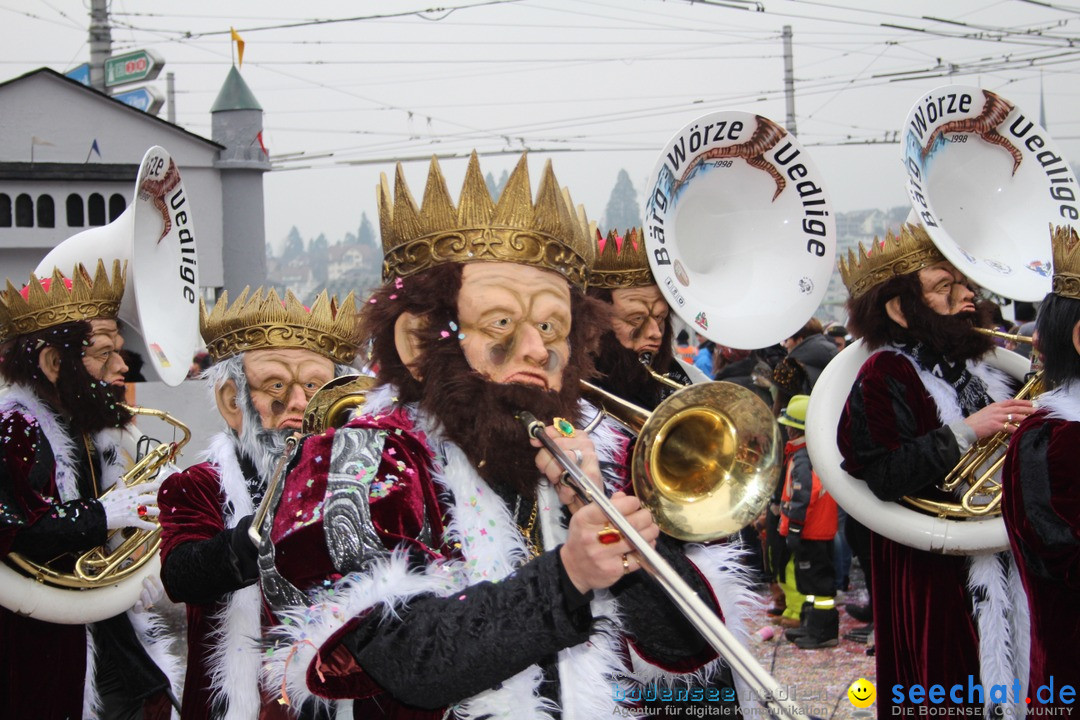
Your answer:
968;552;1026;716
1007;559;1031;702
83;631;100;719
127;607;185;715
261;550;465;712
354;382;398;419
0;385;80;501
202;432;263;719
1038;380;1080;422
886;349;1012;425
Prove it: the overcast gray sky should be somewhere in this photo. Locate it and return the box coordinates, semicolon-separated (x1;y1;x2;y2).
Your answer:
4;0;1080;251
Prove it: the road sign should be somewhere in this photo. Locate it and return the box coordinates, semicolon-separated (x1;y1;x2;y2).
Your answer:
65;63;90;86
105;49;164;88
113;86;165;115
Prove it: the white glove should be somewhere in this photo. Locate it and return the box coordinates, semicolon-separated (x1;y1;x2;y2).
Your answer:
132;575;164;614
100;479;162;531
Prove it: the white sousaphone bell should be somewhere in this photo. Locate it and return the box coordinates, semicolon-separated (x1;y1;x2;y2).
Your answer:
643;110;837;350
34;145;201;387
807;85;1079;555
902;84;1077;302
0;146;200;623
632;110;836;718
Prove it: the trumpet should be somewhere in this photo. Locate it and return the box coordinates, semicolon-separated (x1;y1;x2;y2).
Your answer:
902;327;1041;520
520;411;802;720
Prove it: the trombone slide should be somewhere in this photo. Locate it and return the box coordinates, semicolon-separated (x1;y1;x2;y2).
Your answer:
518;412;803;720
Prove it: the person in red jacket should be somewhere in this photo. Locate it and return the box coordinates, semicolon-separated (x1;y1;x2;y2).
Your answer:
778;394;840;649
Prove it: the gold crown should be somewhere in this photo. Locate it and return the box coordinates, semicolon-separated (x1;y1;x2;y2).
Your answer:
200;287;363;365
588;227;654;289
378;151;592;288
0;260;125;342
1051;224;1080;300
838;223;945;300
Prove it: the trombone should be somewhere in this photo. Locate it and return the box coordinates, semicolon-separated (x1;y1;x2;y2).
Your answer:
520;409;802;720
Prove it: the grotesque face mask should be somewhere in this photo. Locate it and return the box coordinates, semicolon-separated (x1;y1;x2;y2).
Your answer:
456;263;572;391
609;285;669;360
81;319;129;386
242;348;336;431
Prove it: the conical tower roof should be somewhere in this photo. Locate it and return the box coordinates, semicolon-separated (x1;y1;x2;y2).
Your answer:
211;66;262;112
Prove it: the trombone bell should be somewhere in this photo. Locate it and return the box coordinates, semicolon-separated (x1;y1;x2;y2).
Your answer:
584;379;782;543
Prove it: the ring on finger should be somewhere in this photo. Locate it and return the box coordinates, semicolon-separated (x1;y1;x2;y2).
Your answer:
1007;413;1013;423
572;449;584;466
598;524;622;545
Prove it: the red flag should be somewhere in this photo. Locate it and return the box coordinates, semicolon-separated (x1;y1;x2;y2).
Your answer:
256;131;268;158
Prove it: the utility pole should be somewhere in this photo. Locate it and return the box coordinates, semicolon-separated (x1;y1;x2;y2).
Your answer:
782;25;797;136
88;0;111;93
167;72;176;123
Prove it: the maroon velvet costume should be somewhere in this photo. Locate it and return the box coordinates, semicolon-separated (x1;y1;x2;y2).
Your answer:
158;434;307;720
838;351;983;711
0;389;174;720
256;392;744;719
0;407;99;719
1002;395;1080;707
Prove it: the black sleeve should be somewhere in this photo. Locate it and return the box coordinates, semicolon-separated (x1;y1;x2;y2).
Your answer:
160;515;259;605
10;498;108;561
609;534;716;666
844;375;962;502
340;548;594;709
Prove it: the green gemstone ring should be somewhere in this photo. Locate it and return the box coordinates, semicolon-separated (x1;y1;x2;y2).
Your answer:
553;417;575;438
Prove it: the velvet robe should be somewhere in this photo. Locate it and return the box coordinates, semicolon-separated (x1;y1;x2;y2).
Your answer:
257;392;750;719
838;350;984;713
1002;390;1080;708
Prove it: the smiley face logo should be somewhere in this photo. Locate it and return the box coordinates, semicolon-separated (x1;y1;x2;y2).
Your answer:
848;678;876;708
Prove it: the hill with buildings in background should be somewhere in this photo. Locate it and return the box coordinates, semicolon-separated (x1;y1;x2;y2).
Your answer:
266;201;911;333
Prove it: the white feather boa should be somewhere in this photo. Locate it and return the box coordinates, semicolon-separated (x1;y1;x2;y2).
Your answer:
195;432;265;720
1038;380;1080;422
262;389;753;718
0;385;182;719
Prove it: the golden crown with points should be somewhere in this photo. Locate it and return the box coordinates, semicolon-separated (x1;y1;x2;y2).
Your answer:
200;287;363;365
1051;224;1080;300
0;260;126;342
588;227;655;289
378;151;593;288
838;223;946;300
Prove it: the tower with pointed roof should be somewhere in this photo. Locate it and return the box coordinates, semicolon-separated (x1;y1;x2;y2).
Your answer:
211;66;270;295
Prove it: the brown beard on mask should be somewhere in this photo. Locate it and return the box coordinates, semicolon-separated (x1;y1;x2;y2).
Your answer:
414;330;587;499
592;330;668;411
55;351;133;436
902;301;995;364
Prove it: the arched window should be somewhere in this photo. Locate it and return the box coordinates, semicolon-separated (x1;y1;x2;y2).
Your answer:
67;194;84;227
88;193;106;226
36;194;55;228
15;194;33;227
108;193;126;222
0;194;11;227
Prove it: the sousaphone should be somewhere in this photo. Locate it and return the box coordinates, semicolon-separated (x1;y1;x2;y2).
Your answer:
0;146;200;622
808;85;1079;554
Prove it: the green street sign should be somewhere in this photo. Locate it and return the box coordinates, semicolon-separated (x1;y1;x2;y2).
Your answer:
105;49;164;88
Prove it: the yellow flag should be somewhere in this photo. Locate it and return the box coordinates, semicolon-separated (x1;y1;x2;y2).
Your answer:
231;27;245;68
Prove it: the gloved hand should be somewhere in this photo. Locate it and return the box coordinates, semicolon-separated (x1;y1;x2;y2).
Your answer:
785;529;802;553
132;575;164;614
100;479;162;531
